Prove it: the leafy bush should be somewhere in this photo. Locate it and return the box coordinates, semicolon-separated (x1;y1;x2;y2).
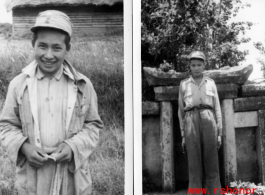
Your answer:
230;181;265;195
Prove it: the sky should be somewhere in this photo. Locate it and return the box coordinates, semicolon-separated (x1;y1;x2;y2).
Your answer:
230;0;265;80
0;1;12;23
0;0;264;80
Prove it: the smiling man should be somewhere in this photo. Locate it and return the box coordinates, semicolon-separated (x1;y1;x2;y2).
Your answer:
0;10;103;195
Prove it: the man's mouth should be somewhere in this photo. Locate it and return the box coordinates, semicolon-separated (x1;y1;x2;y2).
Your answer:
41;60;56;65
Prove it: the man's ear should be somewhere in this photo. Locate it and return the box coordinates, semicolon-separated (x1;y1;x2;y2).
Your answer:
31;39;34;48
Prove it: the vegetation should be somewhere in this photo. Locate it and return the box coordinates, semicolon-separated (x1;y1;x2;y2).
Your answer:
0;37;124;195
230;181;265;195
141;0;252;71
254;41;265;78
141;0;253;101
0;23;12;37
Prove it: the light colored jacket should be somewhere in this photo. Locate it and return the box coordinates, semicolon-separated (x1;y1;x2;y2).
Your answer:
0;60;104;195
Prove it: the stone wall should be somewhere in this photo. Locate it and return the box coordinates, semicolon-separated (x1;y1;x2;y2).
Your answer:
142;64;265;193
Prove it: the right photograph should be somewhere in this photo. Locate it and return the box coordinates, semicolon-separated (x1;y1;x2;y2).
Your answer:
141;0;265;194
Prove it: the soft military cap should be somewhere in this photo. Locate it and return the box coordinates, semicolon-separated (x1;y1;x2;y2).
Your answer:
31;10;73;37
189;51;206;62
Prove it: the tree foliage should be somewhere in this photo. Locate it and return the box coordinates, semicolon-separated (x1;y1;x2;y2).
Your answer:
141;0;252;71
254;41;265;78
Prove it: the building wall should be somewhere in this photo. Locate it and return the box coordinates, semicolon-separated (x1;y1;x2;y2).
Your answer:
12;3;123;37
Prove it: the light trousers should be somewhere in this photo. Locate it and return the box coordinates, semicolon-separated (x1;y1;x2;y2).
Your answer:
184;109;221;195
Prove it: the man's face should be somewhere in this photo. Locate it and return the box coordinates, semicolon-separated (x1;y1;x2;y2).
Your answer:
189;59;205;77
33;28;69;77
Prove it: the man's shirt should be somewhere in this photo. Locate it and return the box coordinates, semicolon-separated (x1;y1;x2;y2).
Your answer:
37;65;68;148
178;75;222;136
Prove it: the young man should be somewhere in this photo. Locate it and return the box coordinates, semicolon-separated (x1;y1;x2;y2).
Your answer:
178;51;222;195
0;10;103;195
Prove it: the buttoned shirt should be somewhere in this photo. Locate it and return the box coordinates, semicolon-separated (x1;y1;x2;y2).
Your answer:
178;75;222;136
37;65;68;148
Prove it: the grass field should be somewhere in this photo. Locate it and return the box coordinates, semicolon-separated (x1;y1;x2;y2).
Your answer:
0;36;124;195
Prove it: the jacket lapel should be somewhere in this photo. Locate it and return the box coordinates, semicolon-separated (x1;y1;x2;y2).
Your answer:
21;61;42;147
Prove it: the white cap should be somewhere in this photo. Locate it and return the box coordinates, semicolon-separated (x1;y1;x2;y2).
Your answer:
189;51;206;62
31;10;73;37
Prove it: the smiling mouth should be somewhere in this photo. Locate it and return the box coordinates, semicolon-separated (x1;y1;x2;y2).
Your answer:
42;61;56;65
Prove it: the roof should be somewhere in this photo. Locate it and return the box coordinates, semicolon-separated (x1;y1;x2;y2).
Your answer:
5;0;123;12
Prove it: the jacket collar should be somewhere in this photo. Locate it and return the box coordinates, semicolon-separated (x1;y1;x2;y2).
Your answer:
188;74;207;86
22;59;86;84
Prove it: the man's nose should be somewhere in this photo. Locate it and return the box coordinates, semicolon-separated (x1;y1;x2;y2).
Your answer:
44;49;54;59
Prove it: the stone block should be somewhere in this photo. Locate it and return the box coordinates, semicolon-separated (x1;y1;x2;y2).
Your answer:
242;84;265;97
160;102;175;192
221;99;237;185
257;110;265;185
142;116;162;192
236;127;258;183
153;84;238;101
234;111;258;128
142;101;160;115
154;86;179;101
234;96;265;112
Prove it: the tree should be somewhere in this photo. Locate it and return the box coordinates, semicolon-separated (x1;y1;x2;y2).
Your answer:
141;0;252;72
254;41;265;78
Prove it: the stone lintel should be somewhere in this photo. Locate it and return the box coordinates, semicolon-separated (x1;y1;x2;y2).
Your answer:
234;96;265;112
160;102;175;192
242;84;265;97
234;111;258;128
221;99;237;185
154;86;179;101
142;101;160;115
154;84;238;101
257;110;265;185
144;64;253;86
216;84;238;99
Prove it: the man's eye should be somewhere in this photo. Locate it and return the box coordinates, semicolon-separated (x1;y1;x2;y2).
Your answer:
38;45;46;49
54;47;62;51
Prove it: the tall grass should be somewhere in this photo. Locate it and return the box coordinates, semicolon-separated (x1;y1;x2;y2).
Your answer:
0;37;124;195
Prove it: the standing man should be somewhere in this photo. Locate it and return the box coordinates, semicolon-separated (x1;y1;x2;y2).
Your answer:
0;10;103;195
178;51;222;195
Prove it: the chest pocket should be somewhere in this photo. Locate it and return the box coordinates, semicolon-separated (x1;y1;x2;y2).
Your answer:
75;99;89;117
205;90;214;105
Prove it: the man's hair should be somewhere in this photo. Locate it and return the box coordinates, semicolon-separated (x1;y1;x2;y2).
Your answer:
31;27;71;51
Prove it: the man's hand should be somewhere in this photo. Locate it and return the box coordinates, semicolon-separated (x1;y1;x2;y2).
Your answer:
218;136;222;149
182;137;185;153
20;142;48;168
54;143;73;163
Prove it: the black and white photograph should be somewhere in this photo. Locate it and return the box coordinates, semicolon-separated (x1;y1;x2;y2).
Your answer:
141;0;265;194
0;0;128;195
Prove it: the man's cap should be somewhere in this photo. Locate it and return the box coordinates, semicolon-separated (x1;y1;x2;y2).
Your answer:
31;10;73;37
188;51;206;62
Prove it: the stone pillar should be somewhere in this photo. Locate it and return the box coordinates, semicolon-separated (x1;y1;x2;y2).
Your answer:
160;102;175;192
257;110;265;185
221;99;237;185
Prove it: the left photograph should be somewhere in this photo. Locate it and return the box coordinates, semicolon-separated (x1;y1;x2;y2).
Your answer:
0;0;124;195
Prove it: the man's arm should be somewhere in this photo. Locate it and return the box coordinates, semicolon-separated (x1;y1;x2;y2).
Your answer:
0;78;48;168
0;79;28;167
63;81;104;171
